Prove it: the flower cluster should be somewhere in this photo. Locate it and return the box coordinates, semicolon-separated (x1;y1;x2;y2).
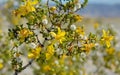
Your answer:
13;0;38;17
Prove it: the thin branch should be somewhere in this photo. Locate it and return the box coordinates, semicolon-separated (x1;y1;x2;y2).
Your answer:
14;59;34;75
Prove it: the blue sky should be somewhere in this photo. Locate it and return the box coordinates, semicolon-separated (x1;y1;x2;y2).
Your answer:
0;0;120;5
89;0;120;4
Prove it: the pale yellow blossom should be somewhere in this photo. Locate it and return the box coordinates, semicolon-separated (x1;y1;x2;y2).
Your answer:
50;27;66;44
101;30;114;48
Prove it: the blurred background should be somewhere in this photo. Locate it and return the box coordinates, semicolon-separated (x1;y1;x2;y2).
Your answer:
80;0;120;35
0;0;120;75
1;0;119;34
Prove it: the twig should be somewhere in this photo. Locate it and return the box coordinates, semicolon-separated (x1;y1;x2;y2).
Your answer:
14;59;34;75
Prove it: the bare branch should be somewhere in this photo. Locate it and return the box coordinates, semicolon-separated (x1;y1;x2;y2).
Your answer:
14;59;34;75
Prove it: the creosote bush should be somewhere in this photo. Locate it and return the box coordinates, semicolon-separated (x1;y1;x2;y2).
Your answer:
0;0;120;75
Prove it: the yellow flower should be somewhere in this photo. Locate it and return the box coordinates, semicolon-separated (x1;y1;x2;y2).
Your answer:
101;30;114;48
0;30;2;34
29;15;35;21
46;53;51;60
43;65;51;71
46;44;54;60
74;15;83;22
0;63;3;69
50;27;66;44
94;23;99;29
50;6;57;11
11;15;20;25
14;0;38;17
61;72;66;75
106;47;115;55
42;15;47;19
69;72;73;75
76;27;85;35
19;28;33;42
82;43;95;53
28;46;41;59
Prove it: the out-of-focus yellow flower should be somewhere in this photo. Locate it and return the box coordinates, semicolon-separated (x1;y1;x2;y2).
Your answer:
61;72;66;75
60;54;67;64
94;23;99;29
82;43;95;53
46;53;51;60
0;30;2;34
81;68;88;75
14;0;38;17
46;45;54;55
43;65;51;71
0;16;2;21
50;6;57;12
101;30;114;48
117;52;120;57
28;46;41;59
106;47;115;55
50;27;66;44
74;15;83;22
46;44;54;60
29;15;35;21
42;15;47;19
11;15;20;25
76;27;85;35
69;72;73;75
18;28;33;42
0;63;3;69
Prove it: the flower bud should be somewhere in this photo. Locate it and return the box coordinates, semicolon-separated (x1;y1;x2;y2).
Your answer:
64;66;68;70
78;42;81;47
73;6;77;11
16;57;22;63
84;36;87;40
73;3;81;11
72;56;76;61
70;24;76;31
80;35;84;39
95;43;99;47
54;60;59;65
76;3;81;9
80;52;86;58
42;19;48;25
